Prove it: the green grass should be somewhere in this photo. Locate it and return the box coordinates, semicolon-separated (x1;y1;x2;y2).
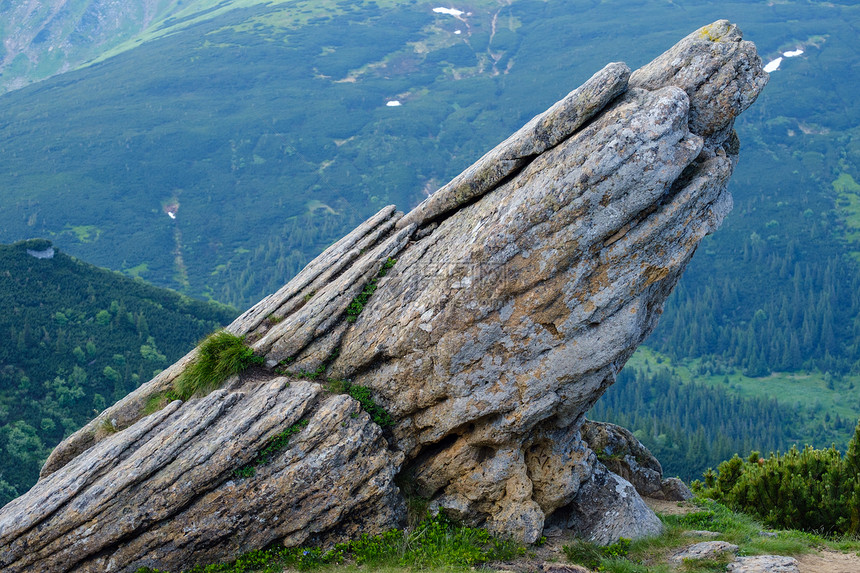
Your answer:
326;379;395;427
833;172;860;260
345;258;396;323
174;331;265;399
143;389;183;415
232;419;309;478
135;513;526;573
563;499;860;573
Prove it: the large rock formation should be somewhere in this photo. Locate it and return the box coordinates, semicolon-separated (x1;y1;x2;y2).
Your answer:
0;20;766;573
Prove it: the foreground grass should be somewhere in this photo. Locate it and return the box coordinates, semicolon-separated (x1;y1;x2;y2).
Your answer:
564;498;860;573
138;499;860;573
136;514;525;573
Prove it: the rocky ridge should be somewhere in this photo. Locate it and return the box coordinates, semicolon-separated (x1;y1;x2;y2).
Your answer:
0;20;766;573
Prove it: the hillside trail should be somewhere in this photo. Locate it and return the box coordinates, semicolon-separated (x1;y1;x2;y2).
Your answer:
643;499;860;573
795;551;860;573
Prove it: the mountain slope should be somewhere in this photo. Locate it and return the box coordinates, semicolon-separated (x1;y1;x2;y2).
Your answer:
0;239;237;505
0;0;859;479
0;0;183;93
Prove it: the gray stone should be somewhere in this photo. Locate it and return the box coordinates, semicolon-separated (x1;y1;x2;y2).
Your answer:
581;420;663;496
0;20;767;572
660;477;694;501
728;555;800;573
549;463;664;545
687;530;721;538
541;564;591;573
670;541;739;563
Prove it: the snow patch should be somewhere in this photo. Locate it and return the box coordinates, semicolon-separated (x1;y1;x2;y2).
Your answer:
433;7;464;17
783;48;804;57
386;100;402;107
168;212;176;219
27;247;55;259
454;29;462;35
763;57;782;73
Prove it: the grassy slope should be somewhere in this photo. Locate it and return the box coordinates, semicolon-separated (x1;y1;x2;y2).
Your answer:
625;347;860;442
1;0;860;494
0;0;856;307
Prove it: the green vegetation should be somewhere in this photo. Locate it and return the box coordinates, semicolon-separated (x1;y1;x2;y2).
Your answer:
135;513;525;573
1;0;860;528
564;537;632;570
0;239;236;506
134;498;860;573
174;331;264;400
346;258;396;323
143;389;183;416
282;349;394;427
592;347;860;480
694;420;860;536
233;419;309;479
560;499;860;573
326;380;395;427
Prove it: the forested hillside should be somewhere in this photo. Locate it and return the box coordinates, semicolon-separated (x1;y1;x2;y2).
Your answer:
0;0;859;491
0;239;236;505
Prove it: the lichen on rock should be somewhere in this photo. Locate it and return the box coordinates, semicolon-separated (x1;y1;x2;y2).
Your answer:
0;20;766;573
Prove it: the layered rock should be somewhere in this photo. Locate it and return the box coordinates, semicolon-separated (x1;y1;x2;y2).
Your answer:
0;20;766;573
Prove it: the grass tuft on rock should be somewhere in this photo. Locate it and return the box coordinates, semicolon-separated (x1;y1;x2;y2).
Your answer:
174;331;264;400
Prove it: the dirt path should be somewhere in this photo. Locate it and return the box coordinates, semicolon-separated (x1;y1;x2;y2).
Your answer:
642;498;860;573
796;549;860;573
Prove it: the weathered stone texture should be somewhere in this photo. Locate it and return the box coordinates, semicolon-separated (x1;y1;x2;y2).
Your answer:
0;20;766;573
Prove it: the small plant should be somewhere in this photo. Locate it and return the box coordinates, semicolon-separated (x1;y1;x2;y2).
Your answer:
347;513;525;568
232;419;309;479
563;537;630;570
100;417;118;435
143;389;182;415
327;379;394;427
296;364;327;380
265;313;283;324
273;356;296;375
174;331;265;400
345;257;395;323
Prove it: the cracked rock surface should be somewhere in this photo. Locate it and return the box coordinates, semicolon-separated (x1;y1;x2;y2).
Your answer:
0;20;766;573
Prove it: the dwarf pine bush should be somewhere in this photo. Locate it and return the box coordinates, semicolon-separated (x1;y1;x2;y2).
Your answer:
695;419;860;535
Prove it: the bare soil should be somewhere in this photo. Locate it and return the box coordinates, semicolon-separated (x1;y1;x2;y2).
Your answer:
796;549;860;573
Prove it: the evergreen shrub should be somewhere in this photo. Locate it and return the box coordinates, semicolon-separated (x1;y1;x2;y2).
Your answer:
695;419;860;535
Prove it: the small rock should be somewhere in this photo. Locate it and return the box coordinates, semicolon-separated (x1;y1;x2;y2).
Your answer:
687;530;721;538
727;555;799;573
670;541;739;563
541;563;591;573
660;477;693;501
758;531;778;537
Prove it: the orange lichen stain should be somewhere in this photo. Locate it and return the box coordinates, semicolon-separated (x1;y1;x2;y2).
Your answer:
642;265;669;287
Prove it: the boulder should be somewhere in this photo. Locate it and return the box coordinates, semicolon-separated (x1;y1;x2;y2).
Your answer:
0;20;766;573
580;420;664;497
546;462;664;545
728;556;800;573
660;477;694;501
670;541;739;563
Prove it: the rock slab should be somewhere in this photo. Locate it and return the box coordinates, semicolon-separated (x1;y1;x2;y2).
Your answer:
670;541;739;563
728;555;800;573
0;20;766;573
